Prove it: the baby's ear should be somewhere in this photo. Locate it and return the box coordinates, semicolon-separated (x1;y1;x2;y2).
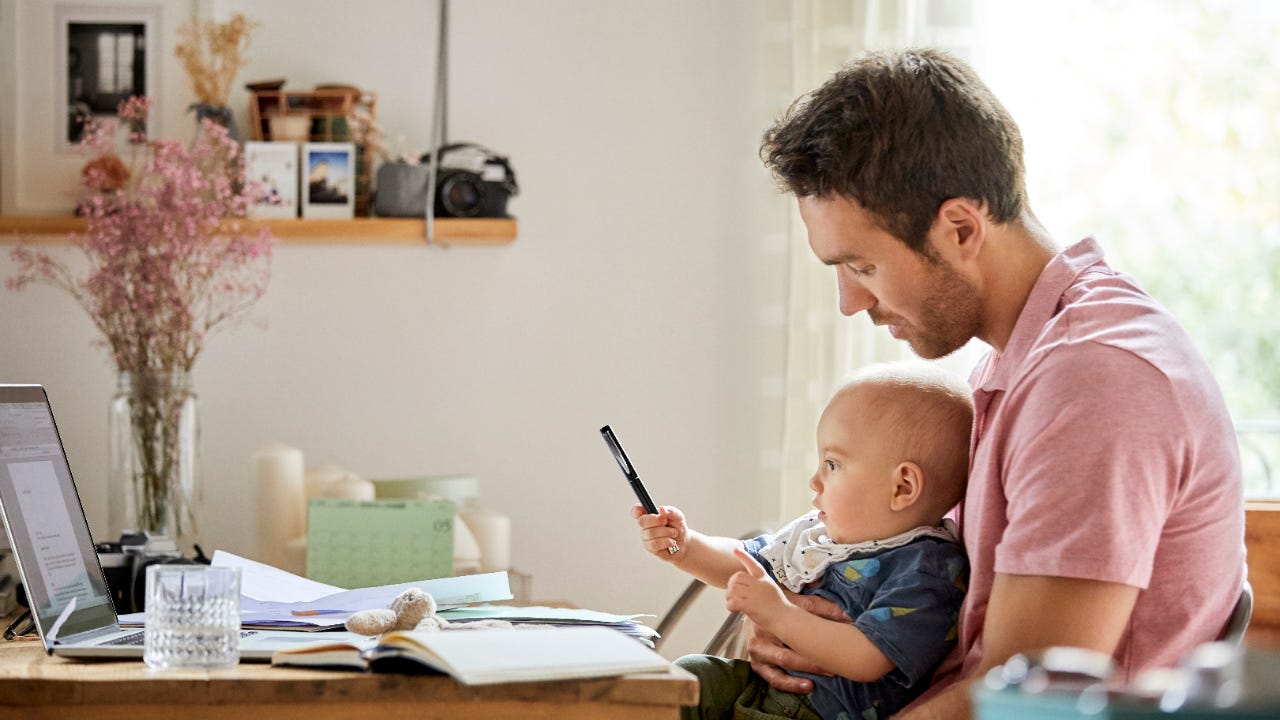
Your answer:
890;461;924;512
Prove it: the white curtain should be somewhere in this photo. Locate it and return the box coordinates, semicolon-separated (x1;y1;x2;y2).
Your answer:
767;0;983;526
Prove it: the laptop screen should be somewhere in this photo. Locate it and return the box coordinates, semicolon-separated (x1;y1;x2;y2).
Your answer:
0;385;117;642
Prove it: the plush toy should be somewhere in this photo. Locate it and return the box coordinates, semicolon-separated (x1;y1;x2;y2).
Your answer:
345;588;513;635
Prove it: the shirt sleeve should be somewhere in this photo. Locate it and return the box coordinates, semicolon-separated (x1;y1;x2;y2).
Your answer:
994;341;1187;588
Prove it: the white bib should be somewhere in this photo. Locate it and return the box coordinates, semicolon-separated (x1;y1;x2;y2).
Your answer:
757;512;959;592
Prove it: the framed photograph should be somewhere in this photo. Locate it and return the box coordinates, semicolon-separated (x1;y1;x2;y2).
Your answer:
2;1;182;213
301;142;355;219
244;142;299;219
55;4;160;150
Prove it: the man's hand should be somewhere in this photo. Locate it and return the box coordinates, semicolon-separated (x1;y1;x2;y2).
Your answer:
746;590;849;693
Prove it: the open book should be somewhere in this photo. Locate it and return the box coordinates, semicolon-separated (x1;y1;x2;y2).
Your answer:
271;626;671;684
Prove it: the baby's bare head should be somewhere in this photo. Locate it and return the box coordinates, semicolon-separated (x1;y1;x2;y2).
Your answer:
829;362;974;525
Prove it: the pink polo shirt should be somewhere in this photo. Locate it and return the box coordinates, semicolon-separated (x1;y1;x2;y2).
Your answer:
926;238;1245;694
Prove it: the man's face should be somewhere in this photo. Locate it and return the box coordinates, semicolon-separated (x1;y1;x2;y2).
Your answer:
798;194;983;359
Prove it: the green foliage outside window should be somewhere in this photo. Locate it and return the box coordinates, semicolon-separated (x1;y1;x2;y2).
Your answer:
986;0;1280;494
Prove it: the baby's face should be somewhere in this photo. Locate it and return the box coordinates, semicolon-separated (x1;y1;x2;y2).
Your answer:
808;387;902;544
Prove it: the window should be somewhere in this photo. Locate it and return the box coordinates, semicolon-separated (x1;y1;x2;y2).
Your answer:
980;0;1280;497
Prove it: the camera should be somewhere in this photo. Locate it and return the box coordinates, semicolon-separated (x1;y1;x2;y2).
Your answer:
95;532;204;613
422;143;519;218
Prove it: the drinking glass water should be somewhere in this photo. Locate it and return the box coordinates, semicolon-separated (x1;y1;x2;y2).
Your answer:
144;565;241;669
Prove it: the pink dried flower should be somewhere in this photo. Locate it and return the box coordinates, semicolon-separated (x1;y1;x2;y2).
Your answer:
7;97;275;374
117;95;153;122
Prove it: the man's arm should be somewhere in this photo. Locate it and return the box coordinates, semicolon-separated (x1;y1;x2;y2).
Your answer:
748;593;849;693
728;548;894;682
894;573;1138;719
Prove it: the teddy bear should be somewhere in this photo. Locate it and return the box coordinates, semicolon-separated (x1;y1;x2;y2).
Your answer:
345;587;512;635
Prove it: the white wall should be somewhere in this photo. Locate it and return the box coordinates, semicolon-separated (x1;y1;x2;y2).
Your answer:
1;0;788;658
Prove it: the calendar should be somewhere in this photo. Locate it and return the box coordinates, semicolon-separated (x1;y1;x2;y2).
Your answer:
306;498;454;588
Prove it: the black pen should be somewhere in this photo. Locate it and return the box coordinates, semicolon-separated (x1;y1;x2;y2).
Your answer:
600;425;679;555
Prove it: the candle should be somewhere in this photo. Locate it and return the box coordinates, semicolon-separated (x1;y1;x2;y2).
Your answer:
253;442;305;569
283;535;308;577
462;507;511;572
305;463;347;500
323;472;376;501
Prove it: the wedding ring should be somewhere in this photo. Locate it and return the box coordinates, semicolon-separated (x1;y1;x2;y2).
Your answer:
666;544;679;555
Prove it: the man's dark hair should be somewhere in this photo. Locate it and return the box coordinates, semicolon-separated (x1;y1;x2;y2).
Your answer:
760;48;1027;253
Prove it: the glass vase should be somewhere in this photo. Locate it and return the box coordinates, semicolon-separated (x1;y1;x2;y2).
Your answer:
108;371;201;552
190;103;240;142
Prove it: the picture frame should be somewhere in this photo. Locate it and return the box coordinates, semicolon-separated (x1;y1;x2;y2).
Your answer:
243;142;299;219
301;142;355;219
1;1;183;214
55;4;161;151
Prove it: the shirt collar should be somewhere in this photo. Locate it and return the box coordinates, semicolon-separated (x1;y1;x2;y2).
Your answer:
977;237;1107;393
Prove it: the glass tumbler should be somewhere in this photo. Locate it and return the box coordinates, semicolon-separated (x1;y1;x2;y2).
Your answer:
144;565;241;669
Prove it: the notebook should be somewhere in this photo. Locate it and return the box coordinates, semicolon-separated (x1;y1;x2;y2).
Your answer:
0;384;364;661
272;625;671;684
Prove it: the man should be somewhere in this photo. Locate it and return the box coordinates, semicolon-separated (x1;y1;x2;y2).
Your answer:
751;48;1246;718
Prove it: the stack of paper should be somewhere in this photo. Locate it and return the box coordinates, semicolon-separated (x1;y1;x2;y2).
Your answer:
438;604;661;646
118;551;513;629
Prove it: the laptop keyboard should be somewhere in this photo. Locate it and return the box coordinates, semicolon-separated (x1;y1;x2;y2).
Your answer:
98;629;259;647
100;631;145;646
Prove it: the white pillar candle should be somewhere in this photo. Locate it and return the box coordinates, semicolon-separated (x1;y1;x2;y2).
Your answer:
283;535;308;577
322;472;376;501
305;463;347;500
253;442;305;569
452;510;483;574
463;507;511;572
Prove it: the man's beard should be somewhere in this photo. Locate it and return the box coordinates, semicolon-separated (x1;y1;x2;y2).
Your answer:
871;258;983;360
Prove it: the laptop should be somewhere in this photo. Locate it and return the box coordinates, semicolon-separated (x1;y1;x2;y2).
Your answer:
0;384;366;661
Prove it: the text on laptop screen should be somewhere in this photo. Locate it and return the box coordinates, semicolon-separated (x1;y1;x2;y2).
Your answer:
0;386;117;638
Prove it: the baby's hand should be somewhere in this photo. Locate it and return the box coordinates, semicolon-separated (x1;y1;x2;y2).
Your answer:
725;547;787;623
632;504;686;561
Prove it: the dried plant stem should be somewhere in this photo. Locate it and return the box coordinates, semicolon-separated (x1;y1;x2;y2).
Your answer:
174;14;256;107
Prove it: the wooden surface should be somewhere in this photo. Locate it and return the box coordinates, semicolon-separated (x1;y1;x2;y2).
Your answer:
0;215;517;247
0;635;696;720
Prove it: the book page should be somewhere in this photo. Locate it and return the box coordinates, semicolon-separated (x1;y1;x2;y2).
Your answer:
375;626;670;685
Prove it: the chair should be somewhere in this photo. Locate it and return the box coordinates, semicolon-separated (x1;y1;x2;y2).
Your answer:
1219;579;1253;647
654;528;769;658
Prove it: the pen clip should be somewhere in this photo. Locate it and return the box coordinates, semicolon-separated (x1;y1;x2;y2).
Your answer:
600;425;636;479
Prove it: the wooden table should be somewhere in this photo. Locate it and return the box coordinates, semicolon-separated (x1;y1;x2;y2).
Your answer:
0;634;698;719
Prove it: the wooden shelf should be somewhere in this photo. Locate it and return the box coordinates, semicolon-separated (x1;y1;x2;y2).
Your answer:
0;215;516;247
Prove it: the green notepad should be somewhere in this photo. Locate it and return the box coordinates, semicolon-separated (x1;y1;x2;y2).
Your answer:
306;498;454;587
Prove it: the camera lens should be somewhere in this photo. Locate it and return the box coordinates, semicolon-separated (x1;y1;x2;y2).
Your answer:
440;175;481;217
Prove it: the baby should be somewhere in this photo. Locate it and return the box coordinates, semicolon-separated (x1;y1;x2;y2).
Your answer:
635;362;973;720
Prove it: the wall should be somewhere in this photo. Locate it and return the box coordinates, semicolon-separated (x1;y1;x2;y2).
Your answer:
0;0;789;658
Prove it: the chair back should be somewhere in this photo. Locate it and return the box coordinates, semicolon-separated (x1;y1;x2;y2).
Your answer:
653;528;769;656
1219;579;1253;647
